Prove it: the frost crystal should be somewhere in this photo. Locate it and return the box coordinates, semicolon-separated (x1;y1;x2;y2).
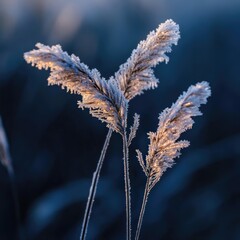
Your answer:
24;43;127;133
114;19;180;100
137;82;211;190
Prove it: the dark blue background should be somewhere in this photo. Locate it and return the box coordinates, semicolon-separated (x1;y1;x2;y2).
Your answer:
0;0;240;239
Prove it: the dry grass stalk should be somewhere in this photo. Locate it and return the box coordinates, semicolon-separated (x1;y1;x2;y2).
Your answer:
135;81;211;240
24;19;181;240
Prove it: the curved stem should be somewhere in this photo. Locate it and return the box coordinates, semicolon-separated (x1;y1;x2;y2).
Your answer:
80;129;113;240
135;178;150;240
122;131;131;240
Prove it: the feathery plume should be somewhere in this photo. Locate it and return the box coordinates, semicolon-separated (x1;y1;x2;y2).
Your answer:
114;19;180;100
135;82;211;240
24;43;127;134
128;113;140;146
137;81;211;191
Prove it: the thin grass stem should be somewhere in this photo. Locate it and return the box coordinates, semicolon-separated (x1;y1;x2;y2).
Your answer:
135;178;150;240
122;130;131;240
80;129;113;240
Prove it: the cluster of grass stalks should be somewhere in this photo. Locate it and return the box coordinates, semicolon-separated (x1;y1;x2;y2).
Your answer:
0;19;211;240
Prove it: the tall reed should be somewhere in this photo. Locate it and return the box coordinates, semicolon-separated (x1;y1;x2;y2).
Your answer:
135;82;211;240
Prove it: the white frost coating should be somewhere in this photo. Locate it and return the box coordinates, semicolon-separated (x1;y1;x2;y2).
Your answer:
137;82;211;191
24;43;127;134
128;113;140;146
114;19;180;100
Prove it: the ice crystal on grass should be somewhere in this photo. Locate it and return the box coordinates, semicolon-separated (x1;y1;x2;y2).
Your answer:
24;43;127;133
114;19;180;100
137;82;211;191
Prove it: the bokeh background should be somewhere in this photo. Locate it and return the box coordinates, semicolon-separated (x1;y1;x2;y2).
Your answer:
0;0;240;239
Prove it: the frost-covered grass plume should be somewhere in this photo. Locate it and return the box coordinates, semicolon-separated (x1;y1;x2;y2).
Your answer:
23;19;211;240
135;81;211;240
114;19;180;100
24;43;127;134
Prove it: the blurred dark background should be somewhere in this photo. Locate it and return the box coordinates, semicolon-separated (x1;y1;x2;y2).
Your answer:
0;0;240;239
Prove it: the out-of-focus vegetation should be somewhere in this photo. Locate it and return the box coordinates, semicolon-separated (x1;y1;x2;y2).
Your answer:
0;0;240;239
